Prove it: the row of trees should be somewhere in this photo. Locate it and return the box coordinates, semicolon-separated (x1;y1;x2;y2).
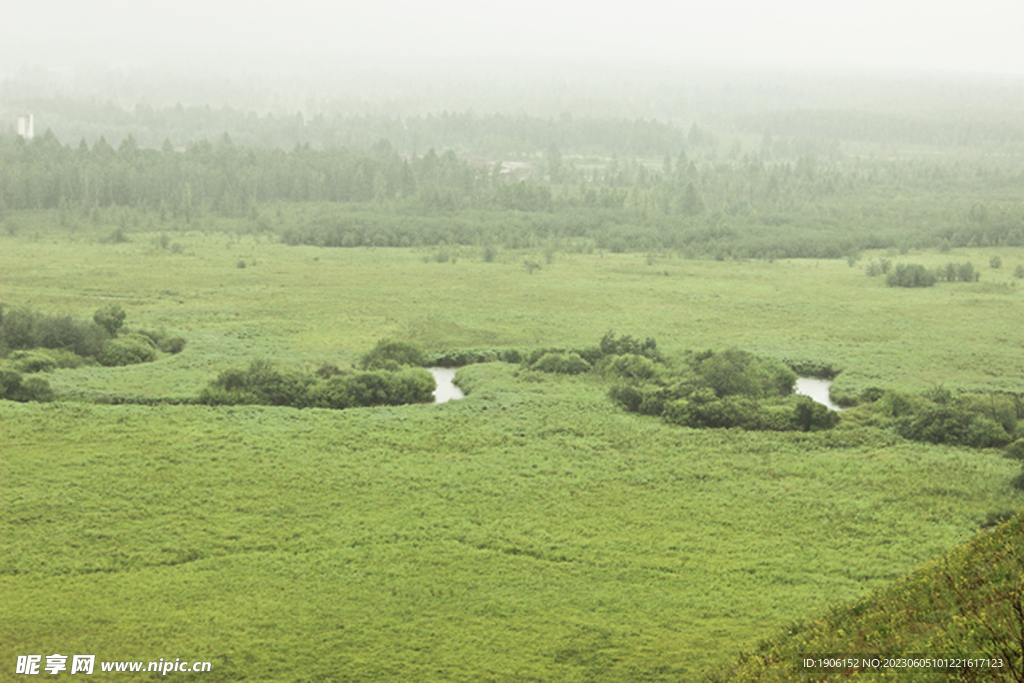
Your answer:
5;129;1024;259
880;261;985;288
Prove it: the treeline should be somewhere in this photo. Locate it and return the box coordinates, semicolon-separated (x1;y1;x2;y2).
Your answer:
871;260;1018;288
12;100;691;158
5;131;1024;259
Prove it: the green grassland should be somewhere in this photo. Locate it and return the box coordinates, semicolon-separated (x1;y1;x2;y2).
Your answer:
708;512;1024;682
2;228;1024;680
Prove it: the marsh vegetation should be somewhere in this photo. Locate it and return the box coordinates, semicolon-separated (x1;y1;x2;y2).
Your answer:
2;67;1024;681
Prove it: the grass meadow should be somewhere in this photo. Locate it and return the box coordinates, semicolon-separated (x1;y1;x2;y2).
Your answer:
2;225;1023;680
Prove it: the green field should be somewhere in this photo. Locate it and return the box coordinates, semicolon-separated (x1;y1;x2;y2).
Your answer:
2;230;1023;681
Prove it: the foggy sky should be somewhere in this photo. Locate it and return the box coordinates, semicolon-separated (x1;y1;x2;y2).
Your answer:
4;0;1024;77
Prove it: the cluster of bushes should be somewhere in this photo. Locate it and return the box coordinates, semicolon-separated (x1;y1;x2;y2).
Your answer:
885;263;937;288
876;261;981;288
198;343;436;410
864;259;892;277
5;348;85;373
845;386;1021;449
0;305;110;358
0;369;55;402
607;346;839;432
936;261;979;283
427;347;523;368
524;332;662;376
0;303;186;371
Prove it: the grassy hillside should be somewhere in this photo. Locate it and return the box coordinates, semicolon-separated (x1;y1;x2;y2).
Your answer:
708;513;1023;682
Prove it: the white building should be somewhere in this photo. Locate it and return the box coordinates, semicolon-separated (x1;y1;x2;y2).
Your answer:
17;114;34;139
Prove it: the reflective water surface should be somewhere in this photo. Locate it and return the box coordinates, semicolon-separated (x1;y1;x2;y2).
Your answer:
794;377;844;411
428;367;465;403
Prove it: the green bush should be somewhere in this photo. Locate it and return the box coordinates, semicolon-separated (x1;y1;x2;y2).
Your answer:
427;347;521;367
7;348;85;373
665;394;764;430
202;361;435;410
604;353;658;380
0;306;109;358
93;303;126;336
137;329;187;354
199;360;314;407
361;339;427;370
599;331;661;361
873;390;920;418
531;352;591;375
98;336;157;367
309;368;435;409
793;395;840;431
0;370;54;402
896;406;1011;448
886;263;936;287
1005;439;1024;461
698;348;796;399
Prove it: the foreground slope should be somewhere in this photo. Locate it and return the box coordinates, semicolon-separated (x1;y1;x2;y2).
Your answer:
709;513;1024;682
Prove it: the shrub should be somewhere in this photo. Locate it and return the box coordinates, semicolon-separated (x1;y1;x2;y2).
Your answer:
7;348;85;373
20;377;56;402
98;336;157;367
599;331;661;361
531;352;591;375
886;263;936;287
1005;439;1024;461
200;360;314;407
605;353;658;380
137;329;187;354
857;387;885;403
0;306;109;358
427;348;522;367
0;370;54;402
784;358;838;379
896;406;1011;448
93;303;126;337
873;390;919;418
666;394;765;430
313;368;435;409
361;339;427;370
698;348;796;399
158;336;187;354
793;395;840;431
990;255;1002;269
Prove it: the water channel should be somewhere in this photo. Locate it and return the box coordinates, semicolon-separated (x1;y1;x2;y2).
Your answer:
793;377;844;411
431;367;841;411
428;368;465;403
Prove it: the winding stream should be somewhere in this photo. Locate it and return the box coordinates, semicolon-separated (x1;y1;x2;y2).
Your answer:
429;367;842;411
428;367;465;403
794;377;844;411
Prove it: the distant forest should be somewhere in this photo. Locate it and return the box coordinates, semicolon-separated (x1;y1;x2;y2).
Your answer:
2;111;1023;259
